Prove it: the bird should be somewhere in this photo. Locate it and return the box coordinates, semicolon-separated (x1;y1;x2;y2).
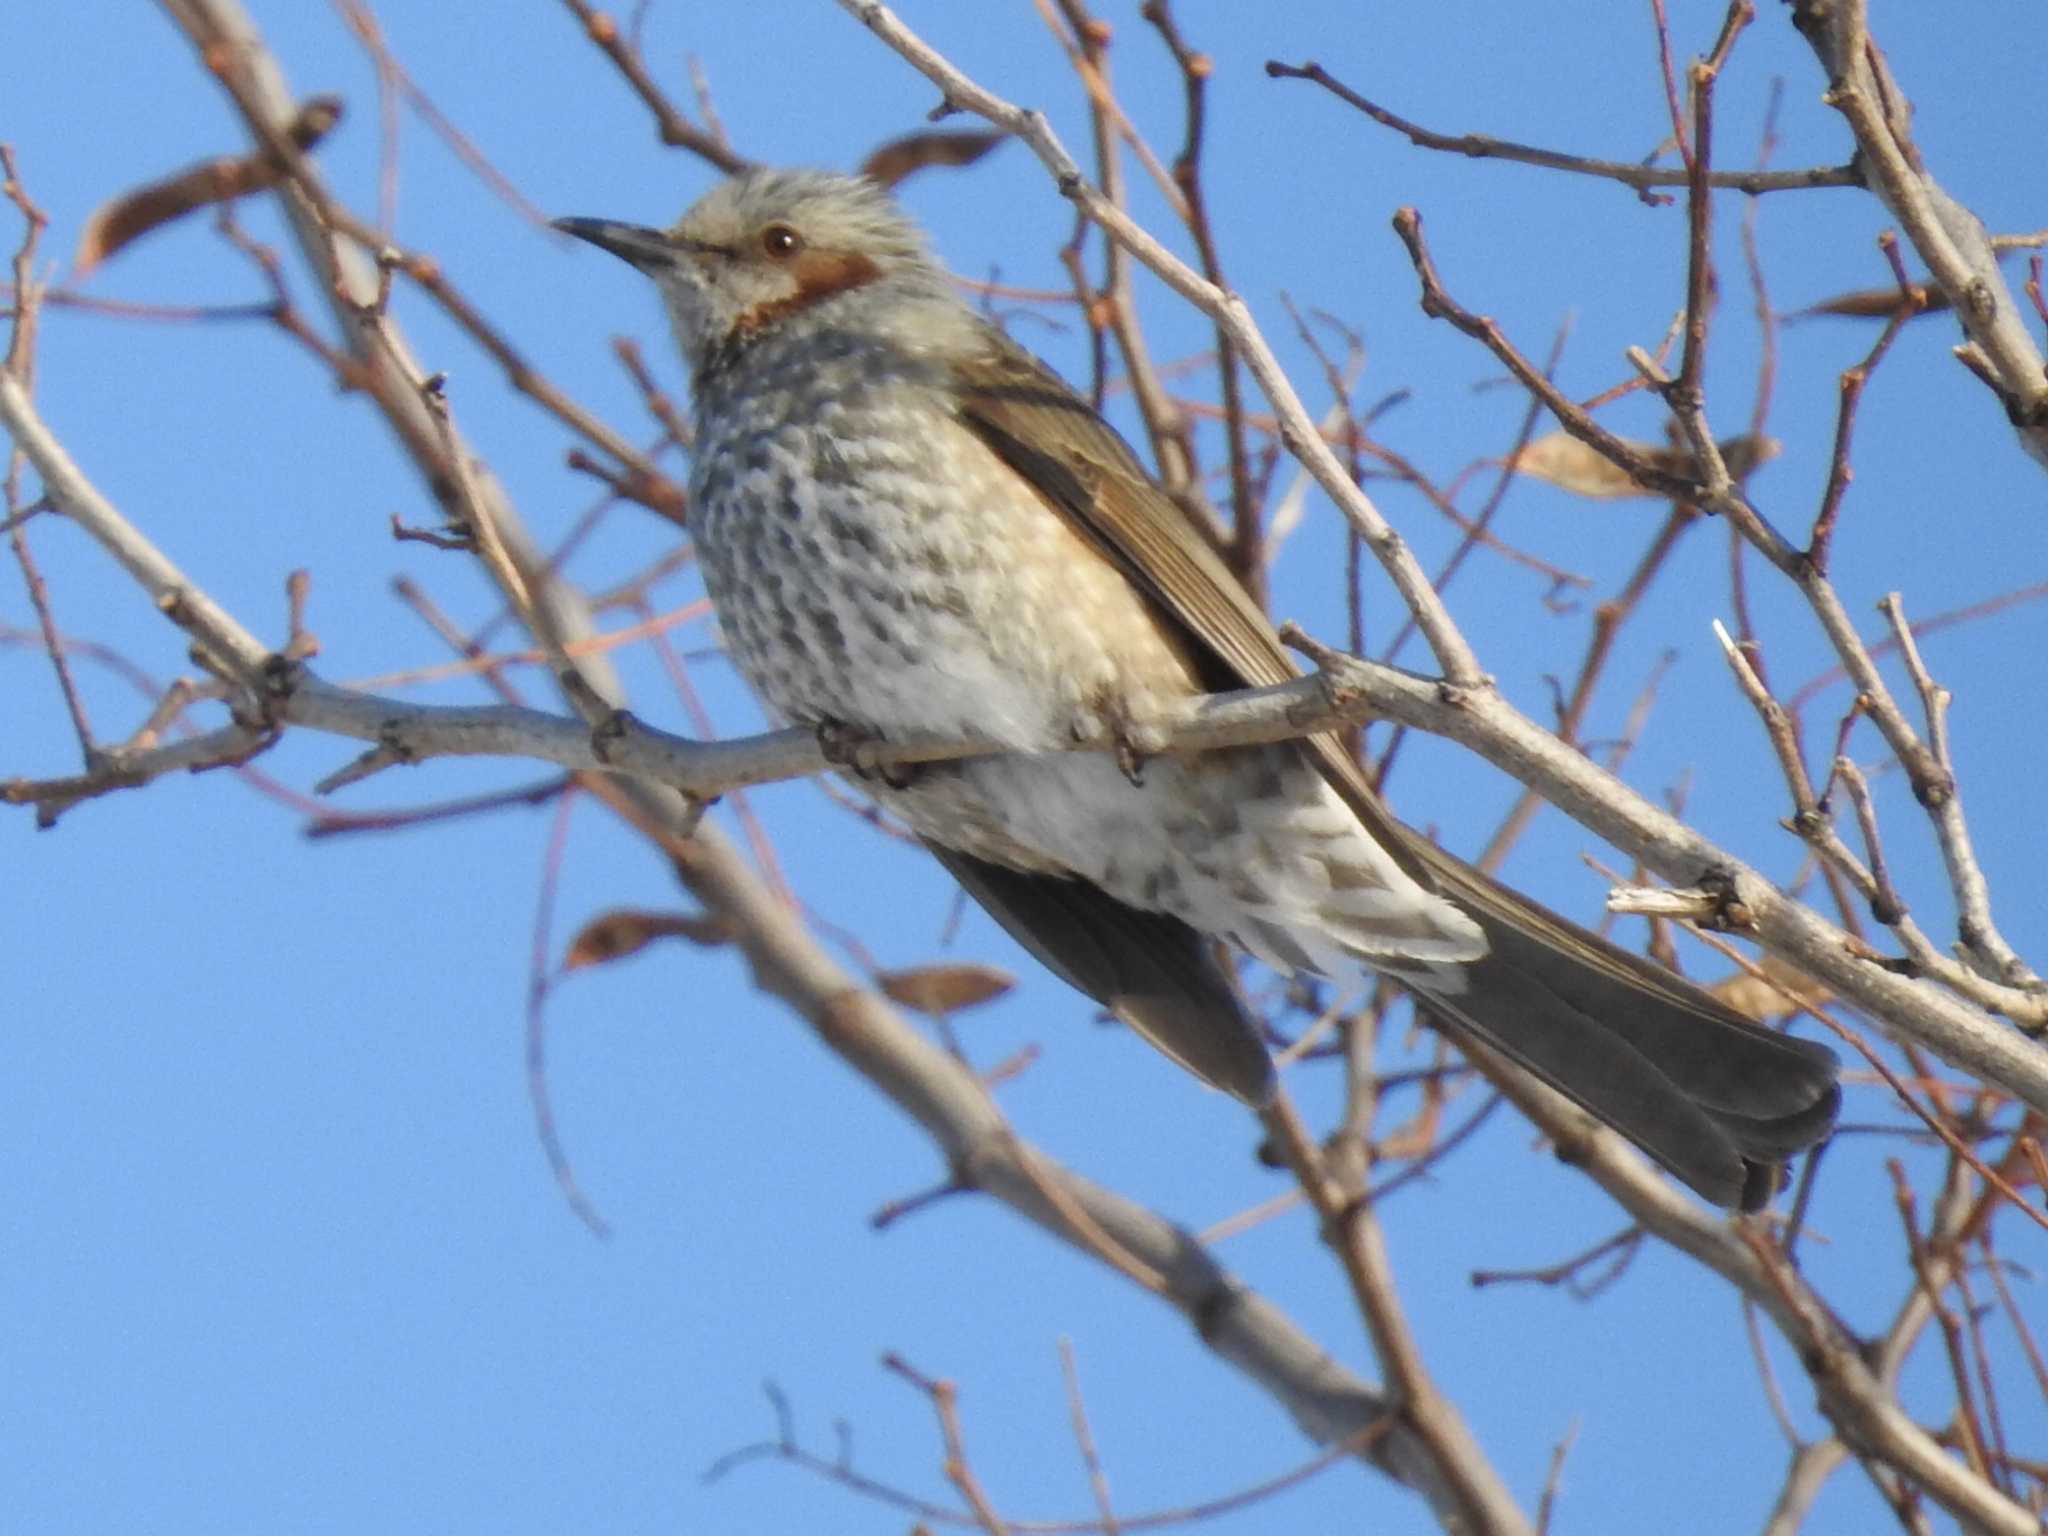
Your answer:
555;167;1840;1209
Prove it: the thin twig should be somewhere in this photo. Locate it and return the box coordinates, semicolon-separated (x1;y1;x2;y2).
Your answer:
1057;1339;1120;1535
1264;59;1856;200
554;0;749;172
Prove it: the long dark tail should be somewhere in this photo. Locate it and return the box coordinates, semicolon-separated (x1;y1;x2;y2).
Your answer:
1406;891;1840;1210
927;832;1838;1208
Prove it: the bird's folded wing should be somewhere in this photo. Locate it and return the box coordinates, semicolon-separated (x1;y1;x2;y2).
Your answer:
924;841;1276;1105
953;332;1443;869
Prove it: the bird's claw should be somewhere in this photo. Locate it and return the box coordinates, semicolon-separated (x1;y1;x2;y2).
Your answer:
1075;694;1162;788
815;718;920;790
1115;735;1148;787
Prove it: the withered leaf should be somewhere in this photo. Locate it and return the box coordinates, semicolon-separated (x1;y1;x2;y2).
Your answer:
564;907;730;971
1503;433;1643;499
1504;430;1779;499
1790;283;1945;322
858;129;1006;191
1709;955;1833;1023
75;95;344;276
877;962;1016;1016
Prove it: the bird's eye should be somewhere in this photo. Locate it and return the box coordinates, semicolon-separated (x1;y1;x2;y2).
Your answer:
760;224;804;260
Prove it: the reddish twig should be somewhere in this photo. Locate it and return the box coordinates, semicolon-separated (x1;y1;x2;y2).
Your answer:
1264;59;1855;201
3;147;99;765
1807;232;1924;573
554;0;749;172
1141;2;1260;604
526;783;614;1238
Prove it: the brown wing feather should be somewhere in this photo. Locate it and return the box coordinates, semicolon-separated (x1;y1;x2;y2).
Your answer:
953;337;1431;861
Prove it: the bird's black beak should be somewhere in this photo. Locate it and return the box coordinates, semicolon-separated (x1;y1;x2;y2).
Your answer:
551;216;677;273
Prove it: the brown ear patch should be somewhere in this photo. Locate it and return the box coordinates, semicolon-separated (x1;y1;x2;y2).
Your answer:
734;249;882;338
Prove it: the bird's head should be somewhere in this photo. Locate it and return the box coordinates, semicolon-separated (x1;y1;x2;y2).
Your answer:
556;167;967;376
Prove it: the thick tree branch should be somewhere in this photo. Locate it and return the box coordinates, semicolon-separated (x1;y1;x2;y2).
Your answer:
1296;638;2048;1114
1789;0;2048;470
0;377;1444;807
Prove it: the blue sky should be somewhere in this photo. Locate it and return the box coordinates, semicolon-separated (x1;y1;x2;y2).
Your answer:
6;3;2046;1533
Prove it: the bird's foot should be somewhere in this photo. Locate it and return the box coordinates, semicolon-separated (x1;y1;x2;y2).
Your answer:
1104;709;1168;788
815;718;920;790
1072;690;1167;788
1114;735;1148;787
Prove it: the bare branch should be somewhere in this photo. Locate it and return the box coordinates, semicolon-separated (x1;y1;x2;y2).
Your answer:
553;0;750;172
1264;60;1858;201
1788;0;2048;469
1877;593;2040;995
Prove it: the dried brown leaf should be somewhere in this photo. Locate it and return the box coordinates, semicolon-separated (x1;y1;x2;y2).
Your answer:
858;129;1005;190
564;907;730;971
1503;433;1645;499
75;95;343;275
1504;430;1779;499
877;962;1015;1016
1791;282;1946;321
1709;955;1833;1022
